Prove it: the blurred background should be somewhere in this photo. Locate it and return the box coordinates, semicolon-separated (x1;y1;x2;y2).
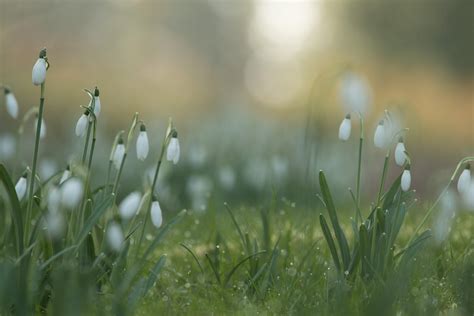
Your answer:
0;0;473;211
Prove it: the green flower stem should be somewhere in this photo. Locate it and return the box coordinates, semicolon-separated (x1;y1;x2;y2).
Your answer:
25;83;45;241
81;121;92;165
376;150;391;206
355;113;364;225
405;156;474;247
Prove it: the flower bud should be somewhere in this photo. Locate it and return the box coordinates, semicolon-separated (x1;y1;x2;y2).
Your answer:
401;165;411;192
75;110;89;137
166;131;180;164
338;114;351;141
118;191;142;220
15;173;27;201
60;178;83;209
151;196;163;228
136;124;149;161
457;164;471;194
59;165;71;184
32;48;47;86
394;137;407;166
113;138;125;170
4;88;19;119
106;221;124;252
374;120;386;149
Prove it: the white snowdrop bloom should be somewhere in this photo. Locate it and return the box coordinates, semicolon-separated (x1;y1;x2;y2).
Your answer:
47;185;61;213
339;72;372;115
4;88;19;119
457;165;471;194
462;180;474;211
118;191;142;220
374;120;386;149
107;222;124;252
39;159;58;180
0;134;16;159
218;166;236;190
338;114;351;141
394;138;407;166
113;139;125;170
401;166;411;192
166;133;180;164
93;87;101;118
136;124;149;161
433;190;456;244
35;117;47;139
32;49;47;86
150;198;163;228
59;166;71;184
15;173;27;201
60;178;83;209
75;111;89;137
186;175;213;212
45;212;64;239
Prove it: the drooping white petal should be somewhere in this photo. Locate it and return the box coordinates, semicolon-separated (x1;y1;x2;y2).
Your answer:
457;168;471;194
166;138;180;164
151;200;163;228
59;169;71;184
107;222;124;252
93;96;101;117
338;117;351;141
401;169;411;192
136;131;149;161
118;191;142;220
32;58;47;86
113;144;125;170
75;114;89;137
374;123;386;149
394;142;407;166
462;180;474;211
60;178;83;209
5;93;19;119
47;186;61;213
15;176;27;200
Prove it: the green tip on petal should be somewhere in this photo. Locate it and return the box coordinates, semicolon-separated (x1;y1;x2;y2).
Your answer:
39;48;47;58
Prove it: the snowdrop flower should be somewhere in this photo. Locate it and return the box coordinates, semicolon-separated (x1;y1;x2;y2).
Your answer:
118;191;142;220
374;120;386;149
0;134;16;159
35;116;46;139
47;185;61;213
218;166;236;190
338;114;351;141
401;165;411;192
15;173;27;201
339;72;372;115
433;190;456;244
45;212;64;239
93;87;101;117
107;221;124;252
394;137;407;166
136;124;149;161
187;175;213;211
4;88;19;118
166;131;180;164
59;165;71;184
75;110;89;137
60;178;83;209
113;137;125;170
32;48;47;86
457;164;471;194
462;180;474;211
150;196;163;228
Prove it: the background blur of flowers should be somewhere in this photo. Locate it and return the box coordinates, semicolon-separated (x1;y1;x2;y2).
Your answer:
0;0;472;211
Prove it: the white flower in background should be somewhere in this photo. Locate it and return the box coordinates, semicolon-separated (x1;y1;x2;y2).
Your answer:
394;137;407;166
401;165;411;192
186;175;213;212
60;178;83;209
32;48;47;86
462;180;474;211
166;132;180;164
150;197;163;228
39;159;58;180
271;155;289;183
457;164;471;194
59;165;71;184
433;190;456;244
4;88;19;119
45;212;64;239
244;159;267;190
136;124;149;161
119;191;142;220
15;173;27;201
47;185;61;213
374;120;386;149
0;134;16;160
75;110;89;137
93;86;101;117
218;166;236;190
339;72;372;115
338;114;351;141
107;221;124;252
188;144;207;168
35;117;47;139
113;138;125;170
